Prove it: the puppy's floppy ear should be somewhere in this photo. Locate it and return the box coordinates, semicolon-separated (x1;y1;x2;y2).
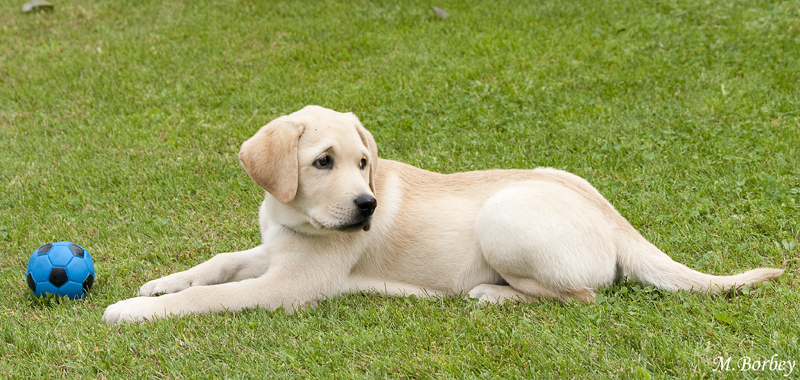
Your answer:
351;114;378;194
239;117;305;204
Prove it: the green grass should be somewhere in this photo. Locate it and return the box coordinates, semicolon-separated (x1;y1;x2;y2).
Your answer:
1;0;798;378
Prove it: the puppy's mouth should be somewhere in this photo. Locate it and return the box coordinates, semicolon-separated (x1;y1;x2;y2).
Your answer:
338;216;372;232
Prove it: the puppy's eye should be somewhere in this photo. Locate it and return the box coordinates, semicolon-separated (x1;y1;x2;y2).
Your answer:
314;156;333;169
359;158;367;170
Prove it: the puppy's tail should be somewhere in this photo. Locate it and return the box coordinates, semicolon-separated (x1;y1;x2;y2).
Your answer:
617;231;783;293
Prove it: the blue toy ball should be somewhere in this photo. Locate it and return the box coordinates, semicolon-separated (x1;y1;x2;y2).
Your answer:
26;242;95;299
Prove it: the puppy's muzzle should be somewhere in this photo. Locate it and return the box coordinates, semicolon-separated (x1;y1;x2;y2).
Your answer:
354;194;377;231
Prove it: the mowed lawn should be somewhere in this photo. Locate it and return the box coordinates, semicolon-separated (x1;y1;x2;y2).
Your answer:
1;0;798;378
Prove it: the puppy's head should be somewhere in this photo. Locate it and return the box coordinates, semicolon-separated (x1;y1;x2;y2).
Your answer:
239;105;378;234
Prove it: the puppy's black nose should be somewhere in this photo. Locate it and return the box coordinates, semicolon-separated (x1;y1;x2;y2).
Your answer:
354;194;377;216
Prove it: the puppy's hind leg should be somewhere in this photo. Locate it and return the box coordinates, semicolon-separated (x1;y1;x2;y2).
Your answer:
501;276;596;303
467;283;533;303
474;181;618;304
467;280;593;305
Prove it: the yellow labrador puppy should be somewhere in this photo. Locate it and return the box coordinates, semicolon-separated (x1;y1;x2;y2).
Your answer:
102;105;783;324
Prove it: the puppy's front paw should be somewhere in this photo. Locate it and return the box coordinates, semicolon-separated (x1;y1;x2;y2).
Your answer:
138;273;196;296
101;297;169;324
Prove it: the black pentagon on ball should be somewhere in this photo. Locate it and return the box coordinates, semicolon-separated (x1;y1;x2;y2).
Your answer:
26;273;36;292
68;243;84;257
49;267;69;287
37;244;53;255
83;273;94;292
